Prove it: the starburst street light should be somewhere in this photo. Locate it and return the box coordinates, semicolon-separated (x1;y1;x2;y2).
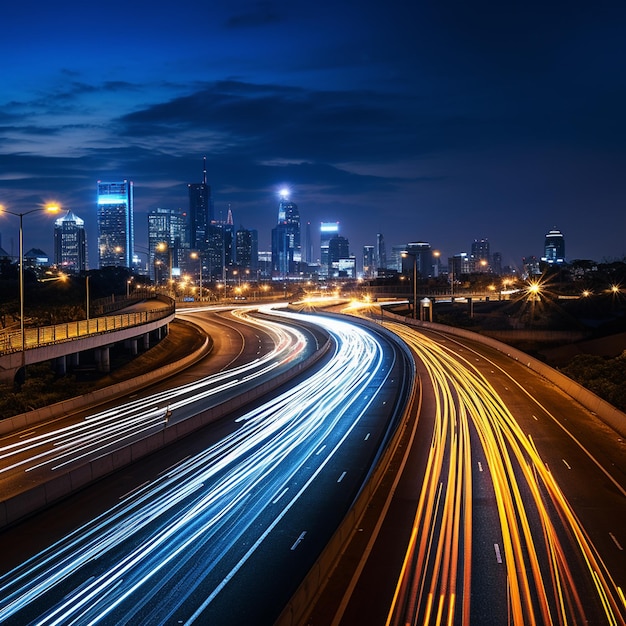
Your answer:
0;203;60;367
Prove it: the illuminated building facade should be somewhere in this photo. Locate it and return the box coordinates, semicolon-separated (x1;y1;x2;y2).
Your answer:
376;232;387;274
319;221;339;277
542;228;565;264
236;227;258;271
272;193;301;277
188;157;213;251
54;210;87;272
363;245;375;278
147;207;187;281
97;180;134;268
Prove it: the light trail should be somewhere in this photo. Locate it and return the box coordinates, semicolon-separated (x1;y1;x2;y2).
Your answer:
378;320;626;626
0;308;309;476
0;311;402;624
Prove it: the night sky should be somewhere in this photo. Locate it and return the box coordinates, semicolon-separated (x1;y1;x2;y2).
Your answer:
1;0;625;269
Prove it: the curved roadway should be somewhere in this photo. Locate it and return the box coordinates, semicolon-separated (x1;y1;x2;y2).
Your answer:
0;307;412;625
327;312;626;626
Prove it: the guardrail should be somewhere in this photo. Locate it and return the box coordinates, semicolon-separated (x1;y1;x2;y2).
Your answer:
0;300;175;356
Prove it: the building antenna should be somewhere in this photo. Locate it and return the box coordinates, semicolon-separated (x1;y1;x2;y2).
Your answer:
202;156;207;185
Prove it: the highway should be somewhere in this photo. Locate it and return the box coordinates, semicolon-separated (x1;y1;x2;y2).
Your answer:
0;306;318;497
330;312;626;626
0;308;412;625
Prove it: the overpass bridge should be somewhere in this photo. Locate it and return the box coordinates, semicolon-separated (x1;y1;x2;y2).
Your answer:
0;296;175;384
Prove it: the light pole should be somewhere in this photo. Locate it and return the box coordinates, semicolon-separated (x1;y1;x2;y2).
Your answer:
0;204;60;363
156;242;173;297
86;274;90;321
190;251;203;300
401;250;417;319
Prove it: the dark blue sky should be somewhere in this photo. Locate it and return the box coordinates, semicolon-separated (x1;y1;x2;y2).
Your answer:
1;0;625;268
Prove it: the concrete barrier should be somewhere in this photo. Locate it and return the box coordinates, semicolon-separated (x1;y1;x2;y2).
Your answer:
0;332;332;530
277;309;626;625
276;313;418;626
0;319;212;436
383;311;626;438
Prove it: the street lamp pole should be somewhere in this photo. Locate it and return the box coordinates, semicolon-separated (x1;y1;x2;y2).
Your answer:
0;204;60;365
401;251;417;319
86;274;90;321
191;252;203;300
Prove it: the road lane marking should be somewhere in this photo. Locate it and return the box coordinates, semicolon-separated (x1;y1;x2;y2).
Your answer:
19;431;36;438
610;533;623;551
364;432;371;441
120;481;150;500
494;543;502;563
337;471;347;483
158;455;191;476
291;531;307;550
316;445;326;455
562;459;571;470
477;461;483;472
272;487;289;504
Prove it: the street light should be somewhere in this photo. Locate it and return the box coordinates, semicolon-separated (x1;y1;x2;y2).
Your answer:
0;203;60;364
401;250;417;319
156;242;173;296
190;251;203;300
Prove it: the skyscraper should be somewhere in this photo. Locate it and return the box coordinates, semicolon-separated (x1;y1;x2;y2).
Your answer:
471;238;490;270
97;180;134;268
304;221;313;264
542;228;565;264
147;207;187;281
271;192;301;277
206;204;235;280
188;157;213;251
403;242;433;278
375;233;387;274
54;210;87;272
236;227;258;271
319;222;339;277
362;245;375;278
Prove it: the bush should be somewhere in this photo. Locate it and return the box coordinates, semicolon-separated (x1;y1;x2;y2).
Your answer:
561;352;626;412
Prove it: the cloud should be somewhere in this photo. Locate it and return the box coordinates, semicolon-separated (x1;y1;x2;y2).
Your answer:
225;1;283;28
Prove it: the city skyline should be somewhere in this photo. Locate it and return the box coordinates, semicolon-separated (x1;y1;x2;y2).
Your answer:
1;1;625;265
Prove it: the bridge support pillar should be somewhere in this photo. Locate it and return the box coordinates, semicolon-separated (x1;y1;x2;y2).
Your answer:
142;332;151;350
69;352;80;368
126;338;139;356
95;346;111;373
55;355;67;376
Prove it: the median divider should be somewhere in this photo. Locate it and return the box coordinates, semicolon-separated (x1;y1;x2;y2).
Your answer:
0;330;332;530
276;313;419;626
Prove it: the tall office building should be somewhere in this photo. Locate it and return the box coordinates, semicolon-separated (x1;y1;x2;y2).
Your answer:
542;228;565;264
188;157;213;251
304;221;313;264
97;180;134;268
375;233;387;274
319;222;339;277
271;193;301;277
236;227;258;271
471;238;490;270
363;245;375;278
402;242;433;278
206;205;235;280
147;207;187;281
54;210;87;273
